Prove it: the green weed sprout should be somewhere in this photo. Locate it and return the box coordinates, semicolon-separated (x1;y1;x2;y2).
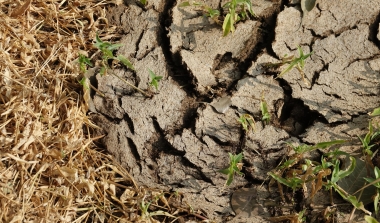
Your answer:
78;54;93;73
179;0;254;36
139;0;147;6
94;33;134;75
269;172;304;192
91;34;154;97
178;2;220;22
238;114;256;132
260;94;270;124
359;122;380;157
265;46;313;87
148;69;163;91
219;153;244;186
222;0;254;36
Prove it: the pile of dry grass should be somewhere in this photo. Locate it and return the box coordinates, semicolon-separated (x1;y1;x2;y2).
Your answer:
0;0;196;222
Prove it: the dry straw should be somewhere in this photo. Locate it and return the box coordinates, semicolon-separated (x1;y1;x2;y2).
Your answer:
0;0;192;222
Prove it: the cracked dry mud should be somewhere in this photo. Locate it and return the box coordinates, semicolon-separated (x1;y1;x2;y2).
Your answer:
90;0;380;222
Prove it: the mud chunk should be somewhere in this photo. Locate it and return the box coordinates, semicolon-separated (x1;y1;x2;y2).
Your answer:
243;124;291;180
195;105;241;144
231;76;284;117
275;23;380;123
169;1;262;94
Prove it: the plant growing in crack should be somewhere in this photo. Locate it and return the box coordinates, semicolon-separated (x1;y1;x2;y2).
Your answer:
179;0;255;36
260;93;271;124
264;46;313;87
238;114;256;132
219;152;244;186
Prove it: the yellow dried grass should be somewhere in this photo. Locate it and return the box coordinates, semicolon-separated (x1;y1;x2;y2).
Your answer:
0;0;204;222
0;0;162;222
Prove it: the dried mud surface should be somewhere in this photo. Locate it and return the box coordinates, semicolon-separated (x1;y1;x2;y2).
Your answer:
90;0;380;222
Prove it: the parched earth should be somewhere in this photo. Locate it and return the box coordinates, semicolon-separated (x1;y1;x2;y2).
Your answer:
89;0;380;222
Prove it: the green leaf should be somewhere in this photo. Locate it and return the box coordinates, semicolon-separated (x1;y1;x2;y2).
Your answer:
207;8;220;18
148;69;163;91
222;13;233;36
370;107;380;116
365;216;379;223
117;55;135;70
78;54;93;73
140;0;147;5
233;153;243;162
226;174;234;186
314;140;346;149
219;168;230;175
100;66;106;76
79;77;89;90
107;43;123;51
178;1;191;7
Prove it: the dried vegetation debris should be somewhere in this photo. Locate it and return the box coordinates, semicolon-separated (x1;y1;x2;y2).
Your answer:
0;0;178;222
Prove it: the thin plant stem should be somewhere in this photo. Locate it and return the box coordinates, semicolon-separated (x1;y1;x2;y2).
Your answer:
111;72;150;97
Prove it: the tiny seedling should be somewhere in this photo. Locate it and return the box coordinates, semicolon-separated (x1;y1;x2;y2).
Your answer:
178;1;220;23
78;54;93;73
260;94;270;124
139;0;147;5
219;152;244;186
94;33;134;75
222;0;255;36
179;0;255;36
78;34;156;97
265;46;313;87
269;172;304;192
359;121;380;157
148;69;163;91
238;114;256;132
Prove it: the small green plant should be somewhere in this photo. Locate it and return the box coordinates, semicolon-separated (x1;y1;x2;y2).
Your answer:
260;94;271;124
269;172;304;192
237;114;256;132
78;34;163;98
179;0;255;36
219;153;244;186
265;46;313;87
139;0;147;5
78;54;93;73
359;122;380;157
178;1;220;22
148;69;163;91
94;33;134;75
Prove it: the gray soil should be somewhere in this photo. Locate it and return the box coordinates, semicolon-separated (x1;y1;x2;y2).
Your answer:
89;0;380;222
